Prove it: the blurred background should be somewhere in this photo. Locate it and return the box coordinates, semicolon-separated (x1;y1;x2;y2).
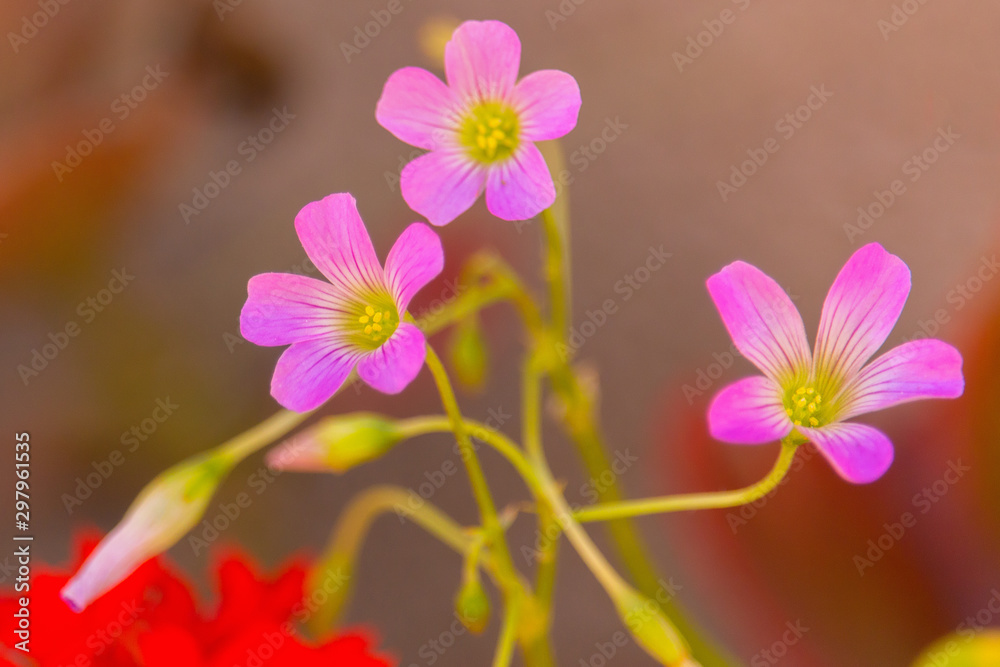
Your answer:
3;0;1000;665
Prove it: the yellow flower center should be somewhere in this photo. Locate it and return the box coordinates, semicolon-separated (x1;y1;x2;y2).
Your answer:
783;385;830;428
350;300;398;350
459;102;519;164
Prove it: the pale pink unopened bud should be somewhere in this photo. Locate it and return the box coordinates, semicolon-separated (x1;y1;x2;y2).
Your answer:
61;451;231;612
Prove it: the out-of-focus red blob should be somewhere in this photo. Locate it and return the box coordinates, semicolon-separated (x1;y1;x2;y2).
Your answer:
0;534;394;666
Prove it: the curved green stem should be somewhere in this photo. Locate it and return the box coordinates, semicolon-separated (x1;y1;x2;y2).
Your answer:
573;439;799;523
396;416;544;499
306;484;478;634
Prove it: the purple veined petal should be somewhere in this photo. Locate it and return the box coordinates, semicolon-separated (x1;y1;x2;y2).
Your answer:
837;339;964;420
376;67;460;150
513;70;582;141
240;273;347;346
484;142;556;221
400;149;486;226
294;193;386;296
384;223;444;313
814;243;911;385
797;421;894;484
708;376;793;444
270;337;360;412
357;322;427;394
706;261;812;384
444;20;521;103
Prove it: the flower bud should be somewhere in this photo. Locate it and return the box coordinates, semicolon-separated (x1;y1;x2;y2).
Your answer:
613;586;695;666
447;317;489;391
61;450;232;612
454;578;491;635
266;413;402;474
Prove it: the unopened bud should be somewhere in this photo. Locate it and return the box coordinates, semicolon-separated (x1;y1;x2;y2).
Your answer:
61;451;232;612
454;578;491;634
266;413;402;474
613;586;694;666
448;316;489;391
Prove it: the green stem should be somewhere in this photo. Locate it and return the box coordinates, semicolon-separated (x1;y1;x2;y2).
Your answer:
220;409;311;462
538;203;735;666
493;593;522;667
396;416;545;499
423;345;524;596
541;207;569;338
574;440;799;523
306;484;478;634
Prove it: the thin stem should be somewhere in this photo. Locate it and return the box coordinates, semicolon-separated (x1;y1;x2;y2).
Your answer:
522;355;559;618
423;345;521;590
220;409;311;462
541;207;569;338
573;439;799;523
306;484;478;633
492;592;522;667
396;416;544;498
327;484;473;559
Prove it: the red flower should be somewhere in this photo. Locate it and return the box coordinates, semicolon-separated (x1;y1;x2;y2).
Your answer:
1;535;393;667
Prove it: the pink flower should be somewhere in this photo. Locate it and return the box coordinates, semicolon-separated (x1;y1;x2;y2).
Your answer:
706;243;964;483
240;193;443;412
375;20;582;225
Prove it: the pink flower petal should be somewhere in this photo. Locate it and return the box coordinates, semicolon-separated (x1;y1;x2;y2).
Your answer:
376;67;459;150
445;20;521;103
513;70;582;141
384;223;444;313
706;261;811;384
838;339;964;420
357;322;426;394
240;273;346;346
484;143;555;220
294;193;385;295
814;243;910;385
401;149;486;226
271;338;359;412
797;422;894;484
708;376;792;444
